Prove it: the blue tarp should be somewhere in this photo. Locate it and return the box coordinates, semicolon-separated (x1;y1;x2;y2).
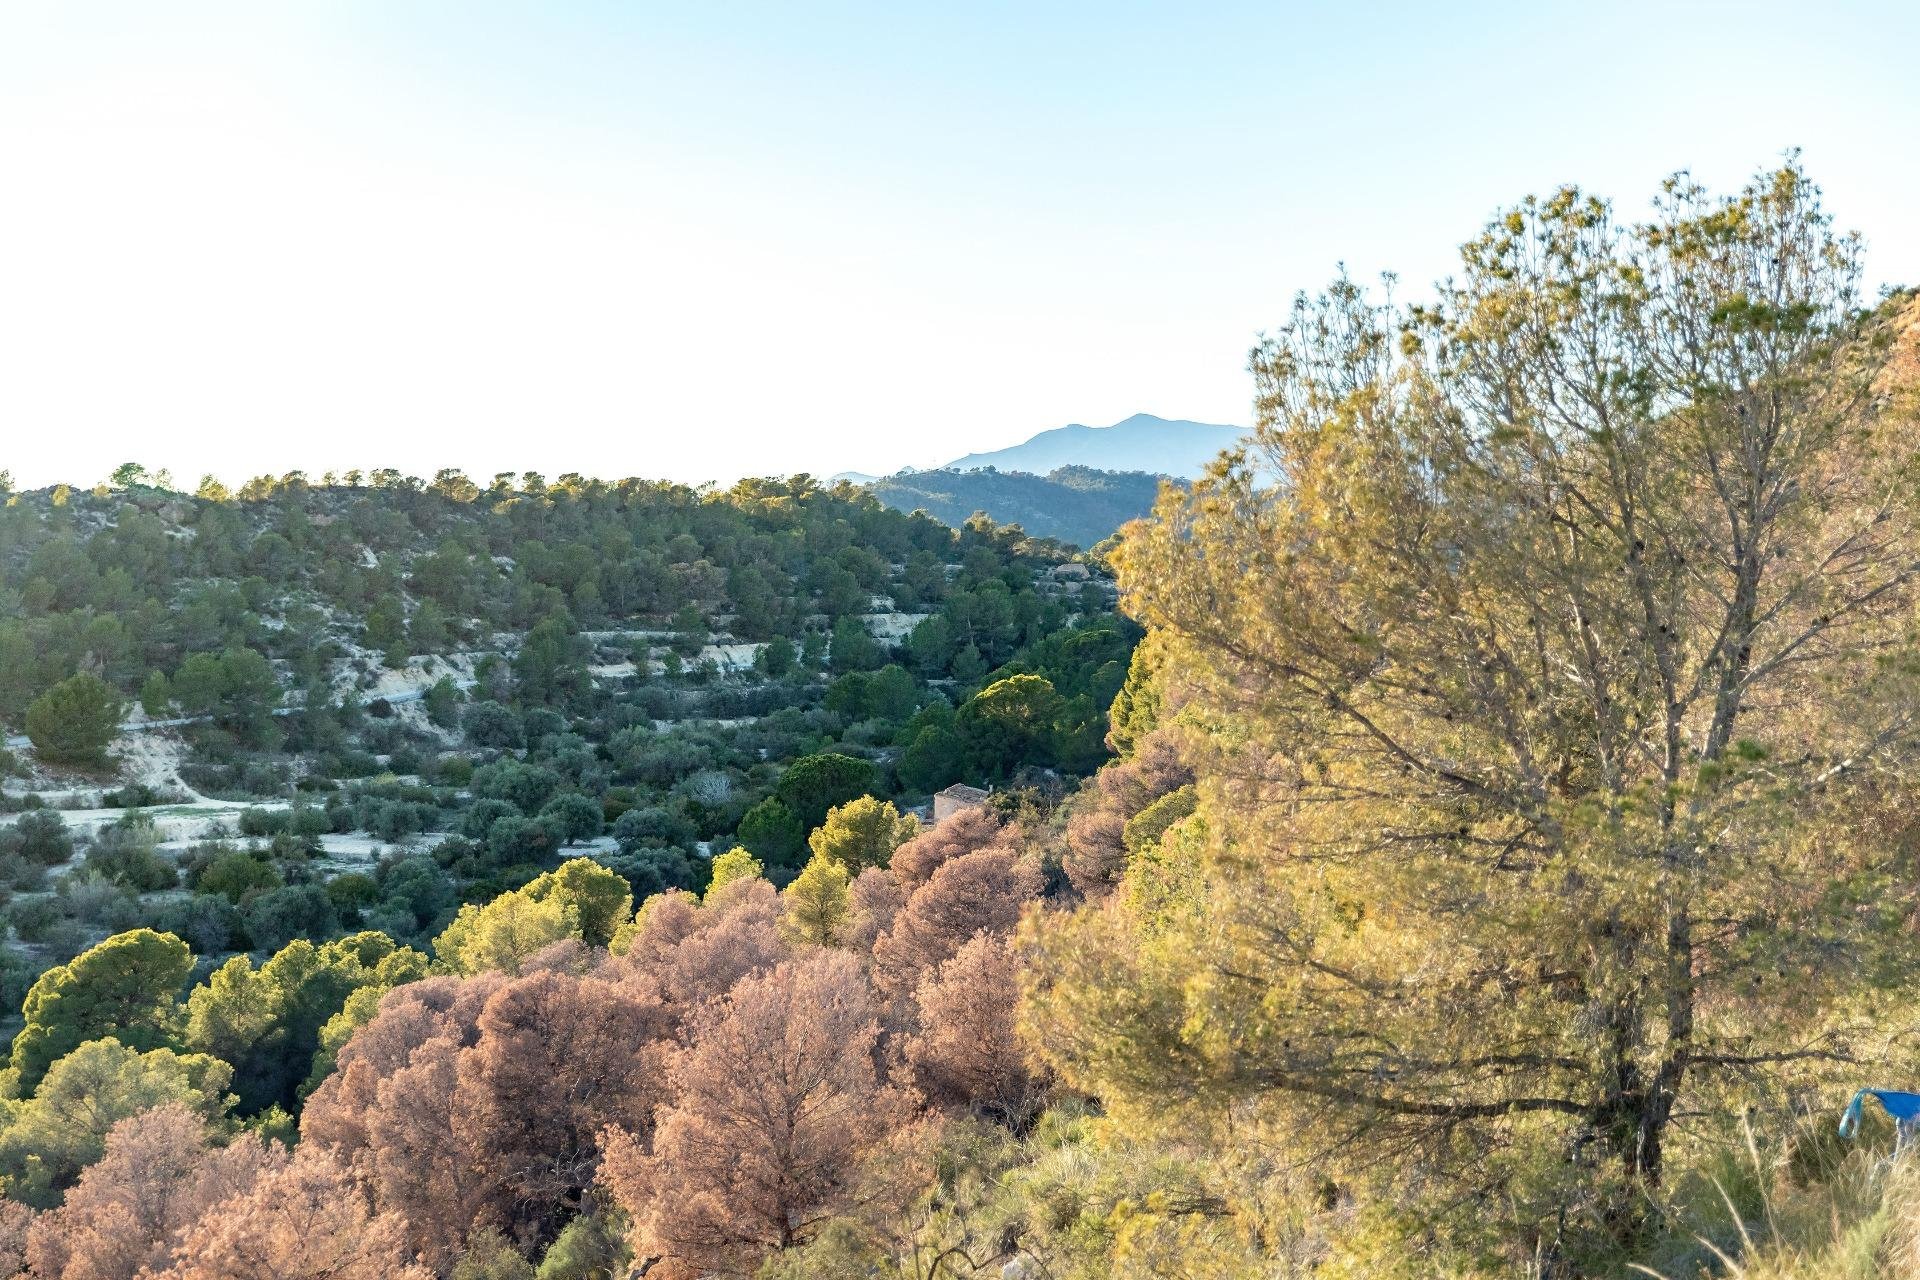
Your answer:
1838;1089;1920;1139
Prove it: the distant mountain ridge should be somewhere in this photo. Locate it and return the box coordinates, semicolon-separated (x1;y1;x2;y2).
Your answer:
943;412;1245;480
866;465;1166;551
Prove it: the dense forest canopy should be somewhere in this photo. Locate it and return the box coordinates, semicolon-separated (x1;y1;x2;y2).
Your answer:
0;161;1917;1279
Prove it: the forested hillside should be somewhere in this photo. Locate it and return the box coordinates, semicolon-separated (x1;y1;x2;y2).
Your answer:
0;472;1128;1003
865;464;1164;549
1;163;1919;1280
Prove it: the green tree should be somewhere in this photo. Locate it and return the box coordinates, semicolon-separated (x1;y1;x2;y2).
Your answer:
806;795;918;874
1050;692;1110;775
1027;164;1920;1267
899;724;966;793
669;602;707;657
823;671;873;720
216;649;279;730
535;1208;630;1279
906;614;955;676
0;1038;233;1205
431;858;629;971
704;847;764;902
799;632;829;671
138;669;174;718
365;595;407;664
9;928;194;1094
539;792;605;845
735;797;807;868
955;674;1064;776
1121;785;1197;857
949;643;987;683
515;613;590;708
24;673;124;767
755;635;797;679
829;616;884;673
409;598;452;656
173;647;280;741
522;857;633;948
863;664;919;724
775;752;882;831
1104;634;1165;757
169;652;224;716
728;564;782;639
453;1230;536;1280
423;675;463;727
813;564;867;618
780;853;851;945
434;891;577;976
185;932;427;1113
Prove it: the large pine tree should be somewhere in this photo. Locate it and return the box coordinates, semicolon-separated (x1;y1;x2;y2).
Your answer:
1028;163;1920;1269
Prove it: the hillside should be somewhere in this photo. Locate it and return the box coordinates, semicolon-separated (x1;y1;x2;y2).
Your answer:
942;412;1245;478
866;464;1165;549
0;471;1134;996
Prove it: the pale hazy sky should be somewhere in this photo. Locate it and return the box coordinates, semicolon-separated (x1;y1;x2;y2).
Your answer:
2;1;1917;490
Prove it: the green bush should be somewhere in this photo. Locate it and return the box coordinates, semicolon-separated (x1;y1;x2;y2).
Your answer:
191;849;283;903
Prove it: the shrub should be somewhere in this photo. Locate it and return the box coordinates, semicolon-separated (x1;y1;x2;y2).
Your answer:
612;805;698;854
57;871;142;930
7;897;64;942
242;883;339;950
327;872;380;915
238;808;292;838
0;852;48;892
82;820;177;892
435;755;475;787
147;893;245;955
463;700;523;749
102;783;163;809
486;814;570;865
461;799;521;841
192;849;283;903
7;811;73;866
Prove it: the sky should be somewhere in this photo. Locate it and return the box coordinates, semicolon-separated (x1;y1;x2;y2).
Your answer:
2;1;1917;490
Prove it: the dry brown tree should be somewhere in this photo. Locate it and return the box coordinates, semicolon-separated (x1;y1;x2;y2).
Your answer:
148;1146;431;1280
602;950;916;1279
25;1104;283;1280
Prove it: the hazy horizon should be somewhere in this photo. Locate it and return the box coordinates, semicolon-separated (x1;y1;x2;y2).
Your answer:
4;1;1917;490
2;408;1244;493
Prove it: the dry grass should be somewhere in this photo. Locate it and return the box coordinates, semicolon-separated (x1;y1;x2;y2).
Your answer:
1633;1123;1919;1280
